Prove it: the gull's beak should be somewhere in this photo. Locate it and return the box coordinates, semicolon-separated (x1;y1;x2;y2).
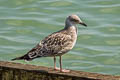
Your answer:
79;22;87;27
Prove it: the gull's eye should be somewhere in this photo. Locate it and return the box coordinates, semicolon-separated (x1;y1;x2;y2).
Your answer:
70;19;79;22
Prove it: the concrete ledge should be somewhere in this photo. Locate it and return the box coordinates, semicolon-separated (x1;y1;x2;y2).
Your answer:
0;61;120;80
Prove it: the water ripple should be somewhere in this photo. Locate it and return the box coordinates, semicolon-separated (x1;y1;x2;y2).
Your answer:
0;0;120;75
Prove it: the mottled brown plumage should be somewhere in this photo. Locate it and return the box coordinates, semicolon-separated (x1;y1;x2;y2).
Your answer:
12;14;87;72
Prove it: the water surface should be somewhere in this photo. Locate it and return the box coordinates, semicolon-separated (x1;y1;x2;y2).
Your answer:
0;0;120;75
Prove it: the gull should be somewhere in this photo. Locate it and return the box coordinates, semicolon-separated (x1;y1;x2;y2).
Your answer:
12;14;87;72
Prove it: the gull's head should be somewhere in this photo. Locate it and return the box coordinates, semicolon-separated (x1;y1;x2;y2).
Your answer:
66;14;87;27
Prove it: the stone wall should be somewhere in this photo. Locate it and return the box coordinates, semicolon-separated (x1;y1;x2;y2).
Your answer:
0;61;120;80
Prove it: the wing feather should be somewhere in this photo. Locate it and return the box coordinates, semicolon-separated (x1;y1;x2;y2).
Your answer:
41;32;72;56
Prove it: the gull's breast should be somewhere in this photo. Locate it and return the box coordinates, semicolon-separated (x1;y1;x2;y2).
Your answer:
69;26;77;49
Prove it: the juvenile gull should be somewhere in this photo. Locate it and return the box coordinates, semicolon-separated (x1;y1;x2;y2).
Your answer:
12;14;87;72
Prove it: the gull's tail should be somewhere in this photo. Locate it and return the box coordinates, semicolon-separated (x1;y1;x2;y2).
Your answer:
11;44;41;61
11;54;31;61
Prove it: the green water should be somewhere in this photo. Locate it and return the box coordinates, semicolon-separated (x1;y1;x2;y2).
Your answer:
0;0;120;75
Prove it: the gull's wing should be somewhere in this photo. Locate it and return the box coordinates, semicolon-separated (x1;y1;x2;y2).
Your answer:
12;31;73;61
41;32;72;56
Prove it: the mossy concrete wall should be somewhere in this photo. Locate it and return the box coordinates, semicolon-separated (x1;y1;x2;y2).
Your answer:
0;61;120;80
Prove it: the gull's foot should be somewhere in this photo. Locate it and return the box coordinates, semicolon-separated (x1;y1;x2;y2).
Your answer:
54;67;70;72
60;69;70;73
54;67;60;70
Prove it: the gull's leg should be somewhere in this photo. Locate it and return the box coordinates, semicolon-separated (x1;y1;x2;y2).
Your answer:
59;55;70;72
59;55;62;72
54;56;59;70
